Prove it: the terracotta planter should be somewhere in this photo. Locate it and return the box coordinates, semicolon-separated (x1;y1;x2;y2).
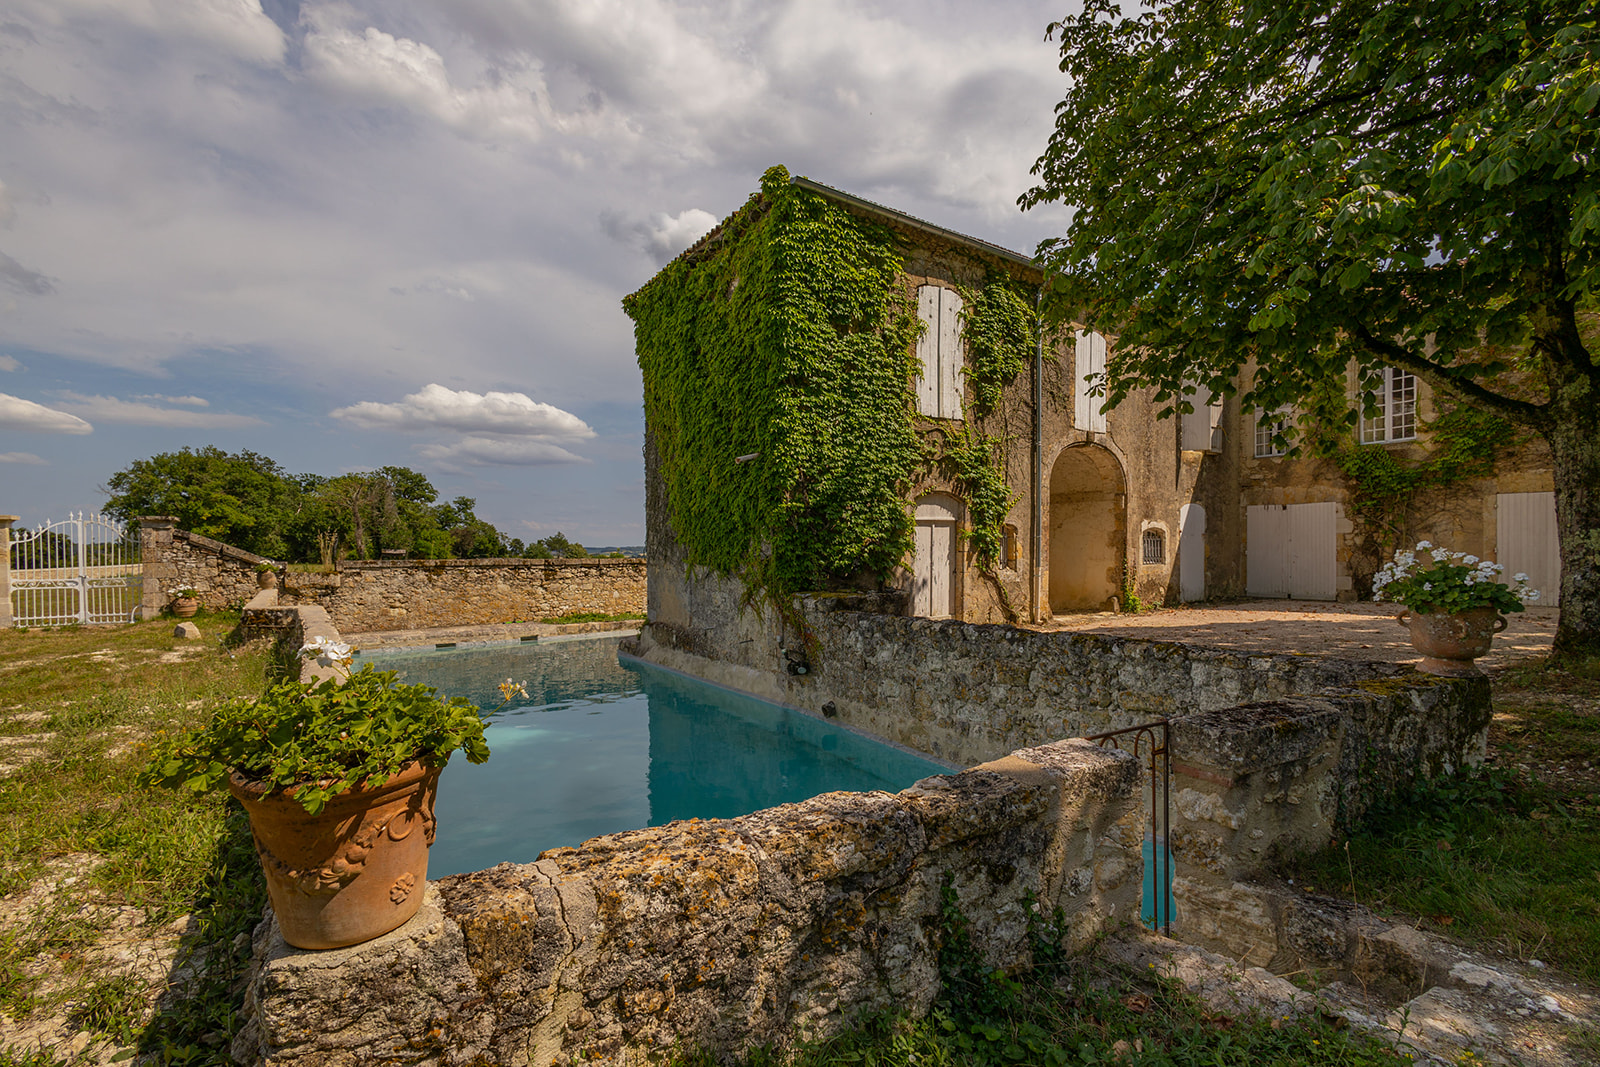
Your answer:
228;760;440;950
256;570;278;590
171;597;199;618
1397;607;1507;677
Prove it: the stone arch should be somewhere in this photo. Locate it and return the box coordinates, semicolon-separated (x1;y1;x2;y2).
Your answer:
1048;444;1126;613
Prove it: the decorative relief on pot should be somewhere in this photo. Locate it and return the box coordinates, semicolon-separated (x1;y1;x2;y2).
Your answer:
390;872;417;904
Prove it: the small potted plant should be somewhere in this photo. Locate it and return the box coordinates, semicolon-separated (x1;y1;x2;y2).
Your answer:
1373;542;1540;676
140;640;492;949
170;588;199;618
254;560;279;589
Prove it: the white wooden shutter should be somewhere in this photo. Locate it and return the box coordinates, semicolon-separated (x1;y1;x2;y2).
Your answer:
1178;503;1207;602
938;288;964;419
1074;330;1107;432
1497;492;1560;606
1181;383;1223;452
915;286;940;416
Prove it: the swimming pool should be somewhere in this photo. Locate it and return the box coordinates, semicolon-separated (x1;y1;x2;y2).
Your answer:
359;636;951;877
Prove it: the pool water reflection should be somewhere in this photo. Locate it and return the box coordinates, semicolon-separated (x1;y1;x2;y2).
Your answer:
358;637;949;877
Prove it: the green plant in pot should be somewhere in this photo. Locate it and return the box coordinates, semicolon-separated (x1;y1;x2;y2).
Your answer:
1373;542;1539;676
140;640;491;949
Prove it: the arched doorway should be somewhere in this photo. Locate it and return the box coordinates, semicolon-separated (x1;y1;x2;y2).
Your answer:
912;494;961;618
1048;445;1125;612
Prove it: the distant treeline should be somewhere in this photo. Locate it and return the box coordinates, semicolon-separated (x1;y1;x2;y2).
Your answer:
101;447;611;564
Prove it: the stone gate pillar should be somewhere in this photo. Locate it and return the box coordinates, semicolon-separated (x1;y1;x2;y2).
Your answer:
138;516;179;621
0;516;17;629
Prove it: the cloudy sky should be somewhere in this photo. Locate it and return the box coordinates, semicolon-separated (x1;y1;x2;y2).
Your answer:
0;0;1076;546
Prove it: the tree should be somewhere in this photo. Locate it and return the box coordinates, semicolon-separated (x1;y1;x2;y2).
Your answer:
102;447;301;557
1023;0;1600;660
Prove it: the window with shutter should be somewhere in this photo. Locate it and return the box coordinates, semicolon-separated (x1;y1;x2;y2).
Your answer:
915;286;965;419
1073;330;1108;432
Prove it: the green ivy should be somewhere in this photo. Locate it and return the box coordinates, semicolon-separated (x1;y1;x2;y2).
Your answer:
1316;402;1516;551
627;167;1036;612
938;426;1013;570
957;275;1034;418
627;166;924;608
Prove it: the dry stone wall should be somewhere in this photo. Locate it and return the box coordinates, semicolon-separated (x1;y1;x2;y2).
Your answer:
235;740;1141;1067
280;559;646;633
137;516;271;617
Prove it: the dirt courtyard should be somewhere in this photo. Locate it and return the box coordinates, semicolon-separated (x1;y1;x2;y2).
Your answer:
1035;599;1559;672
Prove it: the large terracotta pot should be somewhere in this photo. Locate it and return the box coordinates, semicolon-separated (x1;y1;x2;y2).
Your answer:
228;760;440;950
256;570;278;590
1397;607;1507;677
171;597;199;619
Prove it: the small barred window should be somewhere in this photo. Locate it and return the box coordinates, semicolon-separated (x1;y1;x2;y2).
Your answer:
1142;529;1165;566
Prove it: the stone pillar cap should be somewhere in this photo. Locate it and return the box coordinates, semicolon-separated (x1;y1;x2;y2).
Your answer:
138;516;179;527
0;516;18;524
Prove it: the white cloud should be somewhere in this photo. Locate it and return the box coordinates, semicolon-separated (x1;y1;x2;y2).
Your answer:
0;181;14;229
17;0;287;65
0;393;93;434
131;393;210;407
0;451;47;464
301;8;550;143
0;357;20;372
49;393;264;428
331;383;594;439
418;436;588;467
600;208;718;265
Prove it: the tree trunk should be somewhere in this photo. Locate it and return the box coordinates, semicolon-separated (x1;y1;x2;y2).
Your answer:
1545;358;1600;663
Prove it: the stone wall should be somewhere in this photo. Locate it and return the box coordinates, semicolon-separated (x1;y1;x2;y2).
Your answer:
629;571;1491;959
236;589;344;684
133;518;647;632
137;516;271;618
235;740;1140;1067
279;558;646;634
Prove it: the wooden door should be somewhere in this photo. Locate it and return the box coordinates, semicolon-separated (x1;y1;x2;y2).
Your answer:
1497;492;1560;606
913;497;958;617
1178;503;1206;602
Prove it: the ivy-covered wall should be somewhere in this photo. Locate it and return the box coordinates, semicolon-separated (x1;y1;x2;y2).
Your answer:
626;167;1044;619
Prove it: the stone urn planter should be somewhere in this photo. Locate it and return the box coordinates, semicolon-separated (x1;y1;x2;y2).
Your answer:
229;761;440;950
256;569;278;590
1397;607;1507;677
171;595;199;618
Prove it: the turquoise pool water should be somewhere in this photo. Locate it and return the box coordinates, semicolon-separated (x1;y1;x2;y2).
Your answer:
358;636;950;877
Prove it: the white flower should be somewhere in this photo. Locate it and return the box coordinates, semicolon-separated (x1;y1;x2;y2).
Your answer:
300;636;353;666
1513;572;1529;583
1431;548;1451;562
1415;540;1433;550
1463;555;1479;565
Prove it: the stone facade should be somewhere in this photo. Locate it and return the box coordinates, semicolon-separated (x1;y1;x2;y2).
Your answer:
137;516;272;618
235;740;1140;1066
278;558;646;634
633;175;1556;626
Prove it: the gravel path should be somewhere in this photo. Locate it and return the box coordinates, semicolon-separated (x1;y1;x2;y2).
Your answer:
1032;599;1558;671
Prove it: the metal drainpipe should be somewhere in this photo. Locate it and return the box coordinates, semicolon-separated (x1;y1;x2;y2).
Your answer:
1031;287;1044;624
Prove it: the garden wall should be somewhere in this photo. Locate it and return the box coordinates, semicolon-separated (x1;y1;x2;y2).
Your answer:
134;518;646;632
137;516;271;618
235;740;1141;1066
278;558;646;633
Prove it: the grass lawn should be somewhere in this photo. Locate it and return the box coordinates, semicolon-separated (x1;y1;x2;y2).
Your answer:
1285;656;1600;984
0;613;274;1066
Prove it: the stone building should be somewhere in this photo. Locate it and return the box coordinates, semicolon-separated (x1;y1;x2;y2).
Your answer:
626;167;1558;635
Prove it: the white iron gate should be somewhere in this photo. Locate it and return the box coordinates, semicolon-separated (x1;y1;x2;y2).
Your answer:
9;512;142;626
